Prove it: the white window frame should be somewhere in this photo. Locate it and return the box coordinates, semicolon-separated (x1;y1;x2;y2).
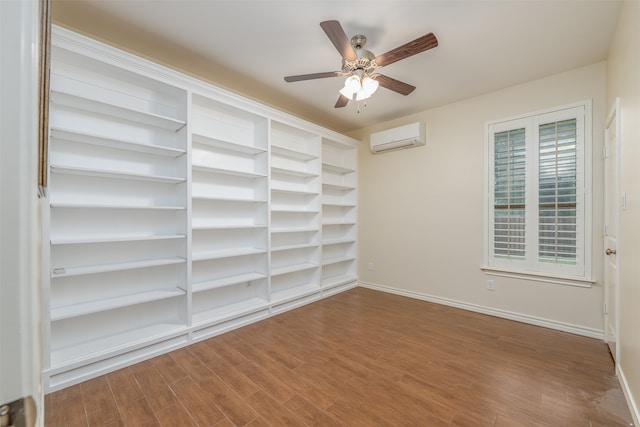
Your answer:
483;101;593;286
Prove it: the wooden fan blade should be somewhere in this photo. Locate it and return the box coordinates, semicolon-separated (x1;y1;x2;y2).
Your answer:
335;94;350;108
320;20;357;61
374;33;438;67
284;71;341;82
373;74;416;96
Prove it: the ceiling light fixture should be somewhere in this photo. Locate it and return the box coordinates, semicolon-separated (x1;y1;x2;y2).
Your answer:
339;71;379;102
338;69;379;113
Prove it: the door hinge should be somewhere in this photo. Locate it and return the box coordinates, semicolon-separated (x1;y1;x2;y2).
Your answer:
604;302;608;315
0;396;36;427
603;144;609;159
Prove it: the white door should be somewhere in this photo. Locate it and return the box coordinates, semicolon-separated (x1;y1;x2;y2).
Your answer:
604;98;620;362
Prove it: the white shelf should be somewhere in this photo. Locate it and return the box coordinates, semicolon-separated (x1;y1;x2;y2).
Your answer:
192;247;266;262
192;298;269;326
271;207;319;213
50;90;186;131
323;219;357;226
192;195;267;203
50;128;185;157
271;284;320;305
271;242;318;252
271;225;319;234
271;167;318;179
192;164;266;179
271;187;319;196
323;183;356;191
50;322;185;368
51;234;186;245
192;133;266;155
321;274;358;288
51;257;185;278
271;145;318;161
323;163;353;174
192;272;267;293
192;224;267;231
271;263;318;277
51;289;185;321
322;237;356;246
322;201;356;208
50;165;186;184
50;203;185;210
322;256;356;266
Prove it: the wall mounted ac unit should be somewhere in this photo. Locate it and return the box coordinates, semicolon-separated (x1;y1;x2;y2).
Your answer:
370;122;426;153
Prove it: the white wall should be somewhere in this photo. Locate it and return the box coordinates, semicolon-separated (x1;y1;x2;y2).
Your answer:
606;1;640;423
0;0;44;424
352;61;607;337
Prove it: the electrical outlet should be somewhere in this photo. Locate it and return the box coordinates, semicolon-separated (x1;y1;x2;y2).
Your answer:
367;262;374;271
487;279;495;291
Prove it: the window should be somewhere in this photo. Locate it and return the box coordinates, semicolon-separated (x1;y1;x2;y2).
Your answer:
485;103;591;281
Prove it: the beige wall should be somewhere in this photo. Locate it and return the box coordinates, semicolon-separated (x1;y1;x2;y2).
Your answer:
606;1;640;423
351;62;607;336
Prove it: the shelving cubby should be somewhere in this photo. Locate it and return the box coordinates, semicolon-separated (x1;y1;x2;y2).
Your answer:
190;94;269;331
45;43;189;391
321;139;358;289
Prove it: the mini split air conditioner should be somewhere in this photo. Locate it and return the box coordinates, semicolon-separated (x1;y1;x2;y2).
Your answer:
369;122;426;153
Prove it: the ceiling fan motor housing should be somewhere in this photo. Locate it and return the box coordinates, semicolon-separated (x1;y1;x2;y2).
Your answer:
343;34;376;74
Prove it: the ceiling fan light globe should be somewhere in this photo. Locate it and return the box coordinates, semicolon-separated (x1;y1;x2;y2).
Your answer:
361;76;379;96
339;86;355;99
344;75;361;92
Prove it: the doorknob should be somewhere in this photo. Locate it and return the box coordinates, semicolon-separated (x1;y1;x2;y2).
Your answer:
606;248;617;255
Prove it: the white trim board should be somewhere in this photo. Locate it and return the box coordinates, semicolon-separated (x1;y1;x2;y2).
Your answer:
618;365;640;427
358;281;604;340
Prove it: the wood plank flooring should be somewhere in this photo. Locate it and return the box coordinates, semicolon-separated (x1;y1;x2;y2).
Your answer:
45;288;634;426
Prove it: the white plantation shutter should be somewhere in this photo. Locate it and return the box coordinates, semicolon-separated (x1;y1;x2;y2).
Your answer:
493;127;526;260
538;118;578;262
488;117;531;271
534;107;585;276
487;104;588;279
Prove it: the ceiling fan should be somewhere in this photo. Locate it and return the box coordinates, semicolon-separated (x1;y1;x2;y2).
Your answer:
284;20;438;108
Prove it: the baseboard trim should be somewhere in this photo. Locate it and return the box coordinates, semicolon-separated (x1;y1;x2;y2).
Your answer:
617;364;640;426
358;281;604;340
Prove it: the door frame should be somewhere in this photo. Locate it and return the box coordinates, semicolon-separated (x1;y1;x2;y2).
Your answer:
603;97;621;362
0;0;44;424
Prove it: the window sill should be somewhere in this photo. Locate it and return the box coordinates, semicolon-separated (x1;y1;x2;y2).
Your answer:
480;266;595;288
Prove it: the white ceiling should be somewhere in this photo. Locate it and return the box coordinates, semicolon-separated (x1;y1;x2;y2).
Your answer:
65;0;621;133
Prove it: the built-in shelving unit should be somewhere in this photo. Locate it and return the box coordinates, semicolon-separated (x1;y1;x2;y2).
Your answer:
270;122;322;310
46;42;189;389
190;94;269;333
43;26;358;392
321;139;358;291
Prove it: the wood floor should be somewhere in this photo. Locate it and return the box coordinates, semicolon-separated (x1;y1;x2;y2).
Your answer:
45;288;634;426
